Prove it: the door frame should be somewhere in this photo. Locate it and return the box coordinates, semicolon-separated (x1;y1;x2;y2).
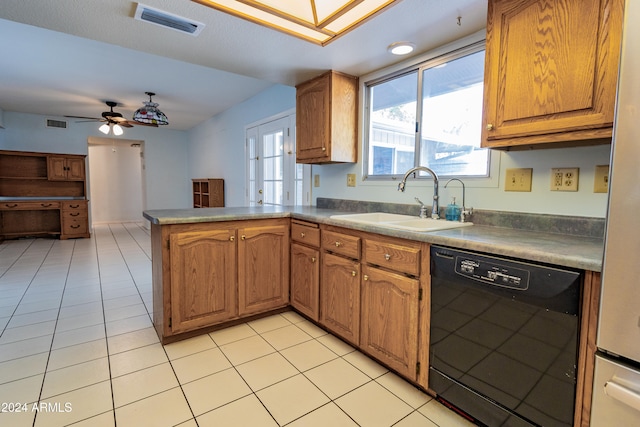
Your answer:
244;109;311;206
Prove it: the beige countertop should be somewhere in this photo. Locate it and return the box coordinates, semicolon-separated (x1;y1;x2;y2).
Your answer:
143;206;604;272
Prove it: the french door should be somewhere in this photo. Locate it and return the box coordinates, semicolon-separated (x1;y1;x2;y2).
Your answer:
246;114;311;207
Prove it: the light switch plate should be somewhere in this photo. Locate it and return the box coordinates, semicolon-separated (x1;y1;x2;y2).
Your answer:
314;174;320;187
594;165;609;193
505;168;533;192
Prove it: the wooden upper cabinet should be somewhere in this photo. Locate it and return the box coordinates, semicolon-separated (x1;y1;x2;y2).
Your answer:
296;70;358;164
481;0;624;149
48;155;86;181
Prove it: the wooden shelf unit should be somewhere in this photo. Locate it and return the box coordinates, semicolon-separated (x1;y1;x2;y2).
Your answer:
0;150;90;240
192;179;224;208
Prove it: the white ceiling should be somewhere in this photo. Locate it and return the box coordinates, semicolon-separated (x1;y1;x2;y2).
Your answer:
0;0;486;131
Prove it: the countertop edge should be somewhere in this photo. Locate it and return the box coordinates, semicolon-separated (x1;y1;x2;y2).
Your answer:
143;207;603;272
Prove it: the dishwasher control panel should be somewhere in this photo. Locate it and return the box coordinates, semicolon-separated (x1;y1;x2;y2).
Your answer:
455;256;530;290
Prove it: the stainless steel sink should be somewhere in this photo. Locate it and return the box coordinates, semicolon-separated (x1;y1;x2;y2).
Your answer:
329;212;472;232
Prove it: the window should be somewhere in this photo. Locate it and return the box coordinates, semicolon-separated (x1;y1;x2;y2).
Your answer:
365;43;488;179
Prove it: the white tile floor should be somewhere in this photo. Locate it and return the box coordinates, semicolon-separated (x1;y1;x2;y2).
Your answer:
0;223;475;427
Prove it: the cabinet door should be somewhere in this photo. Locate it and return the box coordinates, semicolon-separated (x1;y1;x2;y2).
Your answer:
291;243;320;321
169;229;237;333
238;223;289;316
65;157;86;181
360;266;419;380
296;73;330;162
482;0;623;148
320;252;360;345
47;156;68;180
47;156;85;181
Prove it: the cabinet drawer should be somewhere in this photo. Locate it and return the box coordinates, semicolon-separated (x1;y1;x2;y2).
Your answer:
291;221;320;247
364;238;421;277
322;230;360;259
62;217;88;235
0;201;60;210
62;201;87;210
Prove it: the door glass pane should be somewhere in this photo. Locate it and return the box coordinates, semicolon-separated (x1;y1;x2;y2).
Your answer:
247;131;257;205
262;129;284;206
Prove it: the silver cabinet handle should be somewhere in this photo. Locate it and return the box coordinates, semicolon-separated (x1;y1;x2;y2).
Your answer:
605;380;640;412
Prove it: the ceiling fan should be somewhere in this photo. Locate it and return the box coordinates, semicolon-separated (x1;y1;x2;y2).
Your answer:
66;101;158;129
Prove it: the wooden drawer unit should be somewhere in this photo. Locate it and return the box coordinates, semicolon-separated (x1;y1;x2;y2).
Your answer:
321;229;360;259
61;200;90;239
291;220;320;247
364;237;422;277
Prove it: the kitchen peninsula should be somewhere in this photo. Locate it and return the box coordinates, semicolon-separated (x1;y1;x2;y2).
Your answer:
144;204;604;426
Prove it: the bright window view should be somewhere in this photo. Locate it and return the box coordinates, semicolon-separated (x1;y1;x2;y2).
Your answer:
366;47;488;178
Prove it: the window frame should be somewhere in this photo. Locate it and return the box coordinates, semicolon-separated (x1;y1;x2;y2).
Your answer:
363;38;493;182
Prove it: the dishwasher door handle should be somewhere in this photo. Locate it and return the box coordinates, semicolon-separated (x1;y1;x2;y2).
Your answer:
605;380;640;412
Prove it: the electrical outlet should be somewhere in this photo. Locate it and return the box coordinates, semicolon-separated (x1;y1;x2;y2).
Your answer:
550;168;579;191
314;174;320;187
347;174;356;187
505;168;533;192
594;165;609;193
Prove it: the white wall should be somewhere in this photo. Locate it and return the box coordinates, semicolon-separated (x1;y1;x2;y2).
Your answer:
311;144;612;218
187;84;296;207
0;111;190;211
88;143;143;223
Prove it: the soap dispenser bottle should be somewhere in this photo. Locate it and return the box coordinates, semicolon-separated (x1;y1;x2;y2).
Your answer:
445;197;461;221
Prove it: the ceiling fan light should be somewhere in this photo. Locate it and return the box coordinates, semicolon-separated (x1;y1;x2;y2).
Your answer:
112;124;124;136
133;92;169;125
99;123;110;134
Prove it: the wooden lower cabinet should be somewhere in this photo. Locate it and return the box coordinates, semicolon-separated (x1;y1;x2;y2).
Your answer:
360;265;420;379
320;252;361;345
290;243;320;321
238;223;290;316
169;229;237;333
61;200;90;239
151;218;289;343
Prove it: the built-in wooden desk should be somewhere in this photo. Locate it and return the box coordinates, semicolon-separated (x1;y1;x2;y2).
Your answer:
0;199;90;240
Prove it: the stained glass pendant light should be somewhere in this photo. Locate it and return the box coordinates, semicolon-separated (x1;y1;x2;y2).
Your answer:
133;92;169;125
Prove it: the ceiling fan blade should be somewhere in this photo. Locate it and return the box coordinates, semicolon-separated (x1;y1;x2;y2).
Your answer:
119;123;134;128
64;115;102;120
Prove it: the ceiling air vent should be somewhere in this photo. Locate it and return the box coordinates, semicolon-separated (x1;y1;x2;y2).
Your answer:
46;119;67;129
134;3;205;36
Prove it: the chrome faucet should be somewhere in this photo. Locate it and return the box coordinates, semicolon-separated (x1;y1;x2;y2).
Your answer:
444;178;473;223
414;197;428;219
398;166;439;219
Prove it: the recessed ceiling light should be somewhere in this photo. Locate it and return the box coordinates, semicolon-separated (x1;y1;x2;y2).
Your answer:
387;41;415;55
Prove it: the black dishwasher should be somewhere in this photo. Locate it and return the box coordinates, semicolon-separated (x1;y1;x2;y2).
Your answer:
429;245;581;427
